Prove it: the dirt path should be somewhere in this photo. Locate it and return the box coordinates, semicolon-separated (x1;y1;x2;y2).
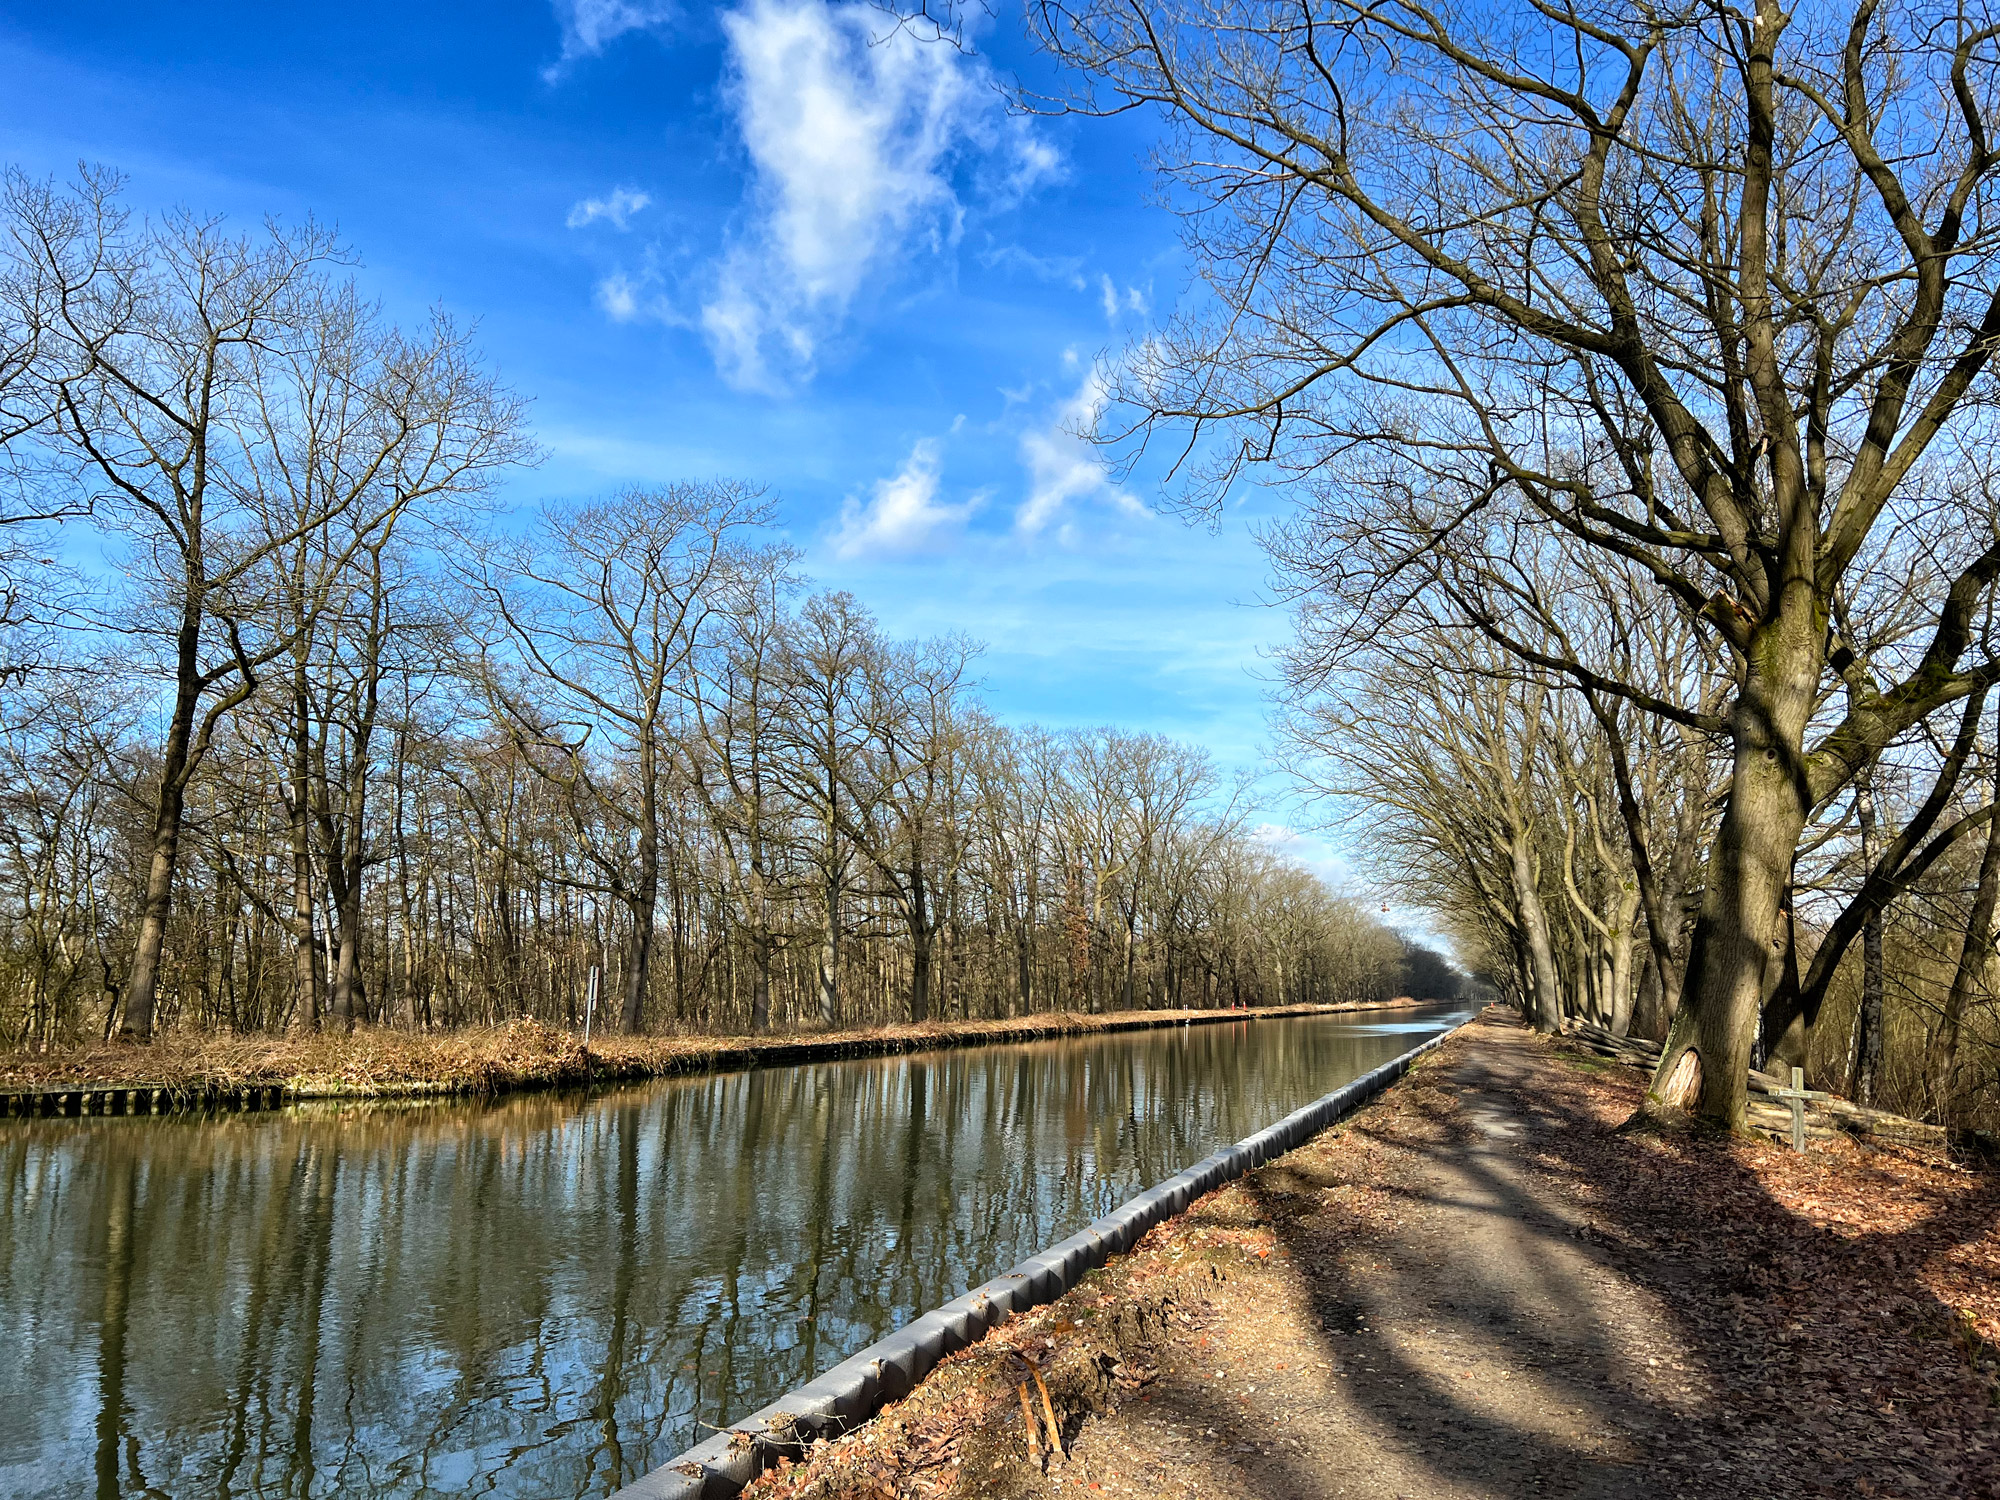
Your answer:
1026;1018;1700;1500
749;1011;2000;1500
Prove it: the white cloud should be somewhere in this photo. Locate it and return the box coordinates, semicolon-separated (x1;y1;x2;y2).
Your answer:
568;187;653;230
701;0;1049;391
1254;824;1357;886
546;0;675;74
1005;128;1063;196
980;243;1086;290
832;439;979;557
1098;273;1149;322
1017;363;1147;538
596;272;641;321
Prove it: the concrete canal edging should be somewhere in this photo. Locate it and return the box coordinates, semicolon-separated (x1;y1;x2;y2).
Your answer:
611;1013;1474;1500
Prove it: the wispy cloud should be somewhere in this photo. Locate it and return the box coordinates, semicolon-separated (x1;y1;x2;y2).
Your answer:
596;271;641;320
568;186;652;229
1017;361;1146;539
980;242;1086;290
1098;273;1149;323
832;438;979;557
1254;824;1359;886
1005;131;1063;197
545;0;675;75
700;0;1056;392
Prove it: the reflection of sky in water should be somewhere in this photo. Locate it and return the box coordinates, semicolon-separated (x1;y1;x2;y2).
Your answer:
0;1006;1466;1499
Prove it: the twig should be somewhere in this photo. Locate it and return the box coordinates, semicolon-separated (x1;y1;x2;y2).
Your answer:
1030;1369;1065;1459
1015;1381;1040;1459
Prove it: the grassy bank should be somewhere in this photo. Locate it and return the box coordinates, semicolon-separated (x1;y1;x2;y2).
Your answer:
0;997;1433;1108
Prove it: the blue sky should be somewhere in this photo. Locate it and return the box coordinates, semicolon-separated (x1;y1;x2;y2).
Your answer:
0;1;1382;897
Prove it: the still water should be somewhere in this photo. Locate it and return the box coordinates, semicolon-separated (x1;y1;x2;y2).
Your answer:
0;1005;1465;1499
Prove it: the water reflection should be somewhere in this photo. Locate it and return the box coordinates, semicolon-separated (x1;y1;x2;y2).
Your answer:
0;1007;1464;1498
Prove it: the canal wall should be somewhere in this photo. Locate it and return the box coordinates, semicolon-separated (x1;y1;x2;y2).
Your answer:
0;998;1433;1121
611;1013;1474;1500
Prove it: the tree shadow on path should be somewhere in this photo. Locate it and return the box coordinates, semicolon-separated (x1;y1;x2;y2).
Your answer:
1096;1014;1999;1500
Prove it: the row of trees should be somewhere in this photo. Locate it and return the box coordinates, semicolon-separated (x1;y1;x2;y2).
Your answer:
0;170;1424;1048
1040;0;2000;1128
1289;593;2000;1129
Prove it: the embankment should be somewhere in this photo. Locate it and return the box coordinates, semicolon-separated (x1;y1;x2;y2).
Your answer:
742;1012;1999;1500
0;996;1434;1117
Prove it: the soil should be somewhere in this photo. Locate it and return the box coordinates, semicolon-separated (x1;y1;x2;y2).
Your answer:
745;1010;2000;1500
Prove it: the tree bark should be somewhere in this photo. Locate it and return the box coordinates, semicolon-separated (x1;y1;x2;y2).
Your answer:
329;871;366;1028
1507;831;1562;1032
818;866;840;1028
1656;641;1815;1128
1607;880;1639;1036
288;698;319;1034
1849;767;1886;1106
1933;772;2000;1115
120;608;206;1040
1121;916;1138;1011
907;861;930;1023
749;925;772;1032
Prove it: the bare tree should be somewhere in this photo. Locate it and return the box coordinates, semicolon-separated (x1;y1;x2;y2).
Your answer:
841;635;979;1023
5;182;468;1038
772;591;878;1028
241;303;527;1031
476;484;773;1033
1037;0;2000;1125
0;168;1459;1058
687;548;803;1031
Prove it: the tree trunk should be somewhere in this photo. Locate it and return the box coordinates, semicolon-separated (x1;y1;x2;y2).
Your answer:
907;864;930;1023
620;756;660;1034
817;761;841;1026
330;873;366;1029
289;814;318;1034
622;894;654;1034
1655;649;1814;1129
121;615;205;1040
620;874;655;1035
1933;775;2000;1116
287;672;320;1033
818;870;840;1027
1850;767;1886;1106
1632;946;1667;1041
750;925;772;1032
1507;832;1562;1032
1121;916;1137;1010
909;927;931;1024
1607;882;1639;1036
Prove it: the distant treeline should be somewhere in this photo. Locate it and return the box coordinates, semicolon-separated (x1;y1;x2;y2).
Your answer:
0;170;1439;1047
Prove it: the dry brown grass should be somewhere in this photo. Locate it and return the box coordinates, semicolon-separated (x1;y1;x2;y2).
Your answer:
0;999;1426;1101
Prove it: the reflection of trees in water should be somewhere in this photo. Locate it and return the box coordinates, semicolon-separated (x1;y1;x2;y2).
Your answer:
92;1148;135;1500
1;1012;1457;1497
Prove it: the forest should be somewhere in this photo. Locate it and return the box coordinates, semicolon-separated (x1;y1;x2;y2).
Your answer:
0;170;1421;1053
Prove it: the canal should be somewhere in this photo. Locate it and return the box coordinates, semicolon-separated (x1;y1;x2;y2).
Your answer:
0;1004;1466;1499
